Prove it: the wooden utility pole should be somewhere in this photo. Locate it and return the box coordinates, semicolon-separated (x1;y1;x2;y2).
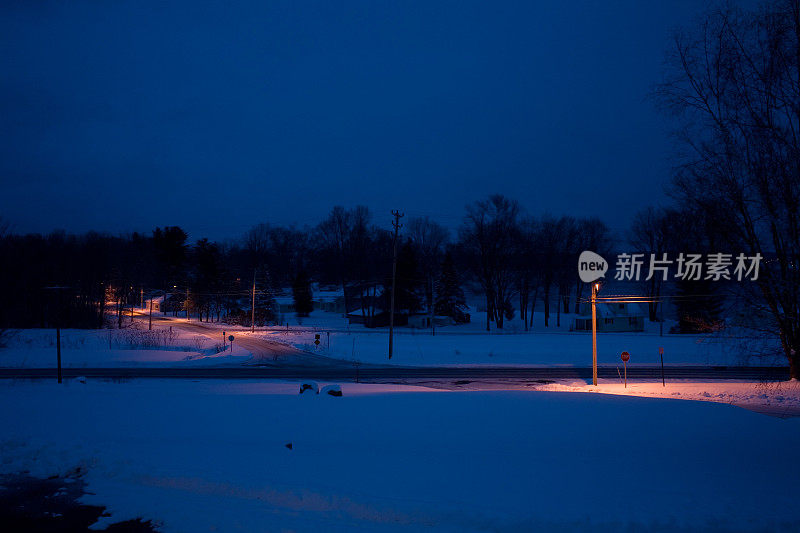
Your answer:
148;297;153;330
43;286;68;384
388;210;404;359
591;282;598;386
56;326;62;384
251;269;256;333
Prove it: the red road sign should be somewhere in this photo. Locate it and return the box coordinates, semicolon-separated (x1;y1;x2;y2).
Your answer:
620;351;630;362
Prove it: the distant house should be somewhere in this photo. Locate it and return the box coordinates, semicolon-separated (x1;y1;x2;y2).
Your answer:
313;290;345;314
275;287;346;316
275;296;295;315
573;301;645;333
347;311;405;328
160;293;186;314
144;295;164;312
407;314;456;329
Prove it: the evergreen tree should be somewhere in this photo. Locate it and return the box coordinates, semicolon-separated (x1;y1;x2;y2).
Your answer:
292;270;314;318
387;241;423;314
435;251;469;323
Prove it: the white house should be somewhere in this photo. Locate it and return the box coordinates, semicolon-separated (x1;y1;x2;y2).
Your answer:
572;301;646;332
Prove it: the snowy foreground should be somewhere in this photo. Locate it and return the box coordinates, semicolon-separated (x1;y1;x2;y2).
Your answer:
2;380;799;532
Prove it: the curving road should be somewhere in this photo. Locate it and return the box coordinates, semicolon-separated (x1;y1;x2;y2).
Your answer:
144;314;346;367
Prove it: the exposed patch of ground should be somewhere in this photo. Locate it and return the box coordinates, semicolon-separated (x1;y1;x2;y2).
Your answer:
0;472;157;532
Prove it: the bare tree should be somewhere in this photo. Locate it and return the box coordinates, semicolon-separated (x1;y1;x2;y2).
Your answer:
554;216;579;327
315;206;376;317
514;217;542;331
629;207;680;321
459;195;521;330
657;0;800;378
574;217;613;314
408;216;450;330
537;216;571;327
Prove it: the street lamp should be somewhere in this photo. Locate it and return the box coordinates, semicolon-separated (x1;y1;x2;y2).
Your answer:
591;281;601;386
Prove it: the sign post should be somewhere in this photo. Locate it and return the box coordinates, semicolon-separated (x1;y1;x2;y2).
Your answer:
228;335;235;353
314;334;321;348
659;347;665;387
620;351;630;388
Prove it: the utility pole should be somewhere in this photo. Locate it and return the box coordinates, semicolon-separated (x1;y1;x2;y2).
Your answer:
148;296;153;330
388;210;404;359
186;287;189;320
43;286;68;384
251;269;256;333
591;282;599;386
430;278;436;336
56;327;62;384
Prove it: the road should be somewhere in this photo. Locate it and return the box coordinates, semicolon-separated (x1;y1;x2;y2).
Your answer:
144;314;346;367
3;314;790;382
0;366;789;382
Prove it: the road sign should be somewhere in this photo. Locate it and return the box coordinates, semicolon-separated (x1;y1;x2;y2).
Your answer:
659;347;664;355
228;335;234;342
314;333;321;346
620;351;630;388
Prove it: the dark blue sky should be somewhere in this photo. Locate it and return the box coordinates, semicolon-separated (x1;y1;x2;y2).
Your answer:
1;1;708;241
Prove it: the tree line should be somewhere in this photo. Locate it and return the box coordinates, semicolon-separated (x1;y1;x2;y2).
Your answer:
0;197;725;335
2;0;799;377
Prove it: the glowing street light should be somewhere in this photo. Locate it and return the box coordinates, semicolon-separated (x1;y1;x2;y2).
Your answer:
591;281;600;386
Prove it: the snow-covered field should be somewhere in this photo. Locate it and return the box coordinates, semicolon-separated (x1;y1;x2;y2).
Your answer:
1;380;798;532
250;311;782;367
0;308;785;369
0;328;252;368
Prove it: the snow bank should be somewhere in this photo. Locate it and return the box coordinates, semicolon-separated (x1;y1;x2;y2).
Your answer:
0;380;798;532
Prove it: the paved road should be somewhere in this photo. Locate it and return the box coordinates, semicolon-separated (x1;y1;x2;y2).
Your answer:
0;366;789;381
144;315;345;367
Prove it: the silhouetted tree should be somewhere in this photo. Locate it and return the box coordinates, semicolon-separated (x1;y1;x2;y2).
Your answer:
459;195;521;330
292;270;314;318
385;241;423;314
435;251;469;323
657;0;800;376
